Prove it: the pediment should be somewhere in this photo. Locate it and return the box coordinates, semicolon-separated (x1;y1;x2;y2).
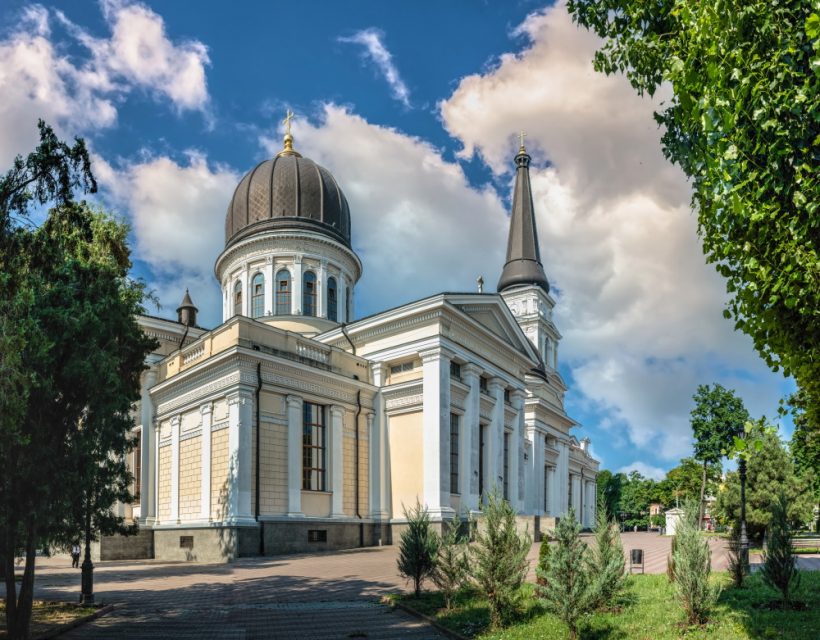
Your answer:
451;299;539;363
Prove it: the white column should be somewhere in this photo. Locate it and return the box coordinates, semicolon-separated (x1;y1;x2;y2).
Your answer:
318;260;327;318
531;430;545;514
200;402;213;521
227;390;254;523
488;378;505;497
558;440;569;517
548;466;557;515
286;394;304;516
369;362;389;520
240;266;250;317
330;405;345;517
338;277;347;323
420;347;453;519
170;415;180;523
263;259;274;316
139;369;157;524
153;419;161;523
461;363;480;512
292;258;303;315
510;390;525;512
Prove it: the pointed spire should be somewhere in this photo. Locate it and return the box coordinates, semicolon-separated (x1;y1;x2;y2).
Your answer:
176;289;198;327
497;139;550;294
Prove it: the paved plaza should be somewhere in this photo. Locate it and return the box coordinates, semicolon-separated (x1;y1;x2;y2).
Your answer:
9;533;819;639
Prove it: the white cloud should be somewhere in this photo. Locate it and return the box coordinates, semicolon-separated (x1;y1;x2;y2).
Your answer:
0;1;210;167
339;29;411;107
439;2;786;463
617;461;666;481
261;104;508;316
98;152;237;324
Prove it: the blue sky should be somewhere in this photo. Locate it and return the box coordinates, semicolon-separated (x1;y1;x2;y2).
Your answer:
0;0;796;479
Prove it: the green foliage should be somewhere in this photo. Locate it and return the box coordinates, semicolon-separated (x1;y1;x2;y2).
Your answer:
596;469;625;519
588;498;627;610
431;519;468;610
727;522;748;589
535;535;550;586
655;457;720;508
536;508;595;640
666;533;678;582
1;123;153;640
714;422;815;541
788;390;820;503
762;493;801;607
397;501;439;598
567;0;820;460
469;490;530;628
672;502;720;625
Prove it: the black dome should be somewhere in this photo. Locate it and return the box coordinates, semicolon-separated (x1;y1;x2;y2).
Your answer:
225;151;351;248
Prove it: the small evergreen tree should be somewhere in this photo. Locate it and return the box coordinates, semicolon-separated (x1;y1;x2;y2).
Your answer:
535;534;551;586
397;501;439;597
672;501;719;625
761;492;800;608
469;489;531;628
431;519;468;610
536;508;595;640
666;533;678;582
726;521;746;589
588;499;626;610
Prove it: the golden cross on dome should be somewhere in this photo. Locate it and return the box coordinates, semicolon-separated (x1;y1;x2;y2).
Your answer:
282;109;295;136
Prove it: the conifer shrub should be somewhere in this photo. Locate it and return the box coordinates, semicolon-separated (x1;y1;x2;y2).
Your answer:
397;501;439;597
469;490;531;628
726;521;746;589
588;499;627;610
535;533;551;586
431;518;468;610
761;492;801;608
666;534;678;582
672;501;720;625
536;508;595;640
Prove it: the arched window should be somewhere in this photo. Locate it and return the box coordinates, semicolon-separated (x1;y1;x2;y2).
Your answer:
251;273;264;318
275;269;291;314
303;271;317;316
233;280;242;317
345;287;351;322
327;277;338;322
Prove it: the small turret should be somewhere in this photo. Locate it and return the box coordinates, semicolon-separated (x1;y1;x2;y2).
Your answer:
176;289;198;327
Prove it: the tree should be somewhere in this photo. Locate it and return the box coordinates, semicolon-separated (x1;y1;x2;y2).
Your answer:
726;522;747;589
536;508;595;640
431;519;468;610
690;384;749;527
397;501;439;598
588;498;627;611
788;390;820;513
619;470;655;528
1;124;153;639
469;490;530;628
656;457;720;509
672;501;720;625
761;493;801;608
714;422;815;542
566;0;820;463
596;469;625;520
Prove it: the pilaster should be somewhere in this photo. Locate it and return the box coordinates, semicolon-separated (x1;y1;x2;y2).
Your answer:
292;256;303;315
510;389;526;511
169;415;180;523
200;402;213;521
139;369;157;525
263;258;274;316
369;362;389;520
420;347;454;519
227;390;254;524
488;377;505;498
286;394;304;516
461;363;481;512
330;404;345;517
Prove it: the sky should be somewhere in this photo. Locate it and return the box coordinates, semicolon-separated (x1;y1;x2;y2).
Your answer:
0;0;796;479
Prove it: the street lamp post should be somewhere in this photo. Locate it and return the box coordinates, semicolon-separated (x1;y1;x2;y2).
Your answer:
80;501;94;604
738;456;750;573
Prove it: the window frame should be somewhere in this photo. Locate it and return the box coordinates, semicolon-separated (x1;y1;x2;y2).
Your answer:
327;276;338;322
449;413;459;494
303;271;317;317
251;272;265;318
302;402;326;492
233;280;242;317
275;269;291;315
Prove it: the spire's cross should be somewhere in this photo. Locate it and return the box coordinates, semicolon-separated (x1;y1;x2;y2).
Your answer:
518;130;527;149
282;109;295;135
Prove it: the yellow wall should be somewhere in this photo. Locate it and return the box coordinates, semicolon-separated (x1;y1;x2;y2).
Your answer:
179;436;201;519
387;411;423;515
343;412;369;517
259;421;287;515
158;445;171;520
302;491;331;517
211;428;229;520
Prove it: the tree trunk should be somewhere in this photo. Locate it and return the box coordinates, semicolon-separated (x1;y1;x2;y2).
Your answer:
698;461;707;531
3;550;17;637
7;521;36;640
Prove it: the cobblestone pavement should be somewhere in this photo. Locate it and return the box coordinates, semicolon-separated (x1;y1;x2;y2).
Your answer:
10;532;818;639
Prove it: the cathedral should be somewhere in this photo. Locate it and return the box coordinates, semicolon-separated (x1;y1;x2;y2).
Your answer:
108;125;599;562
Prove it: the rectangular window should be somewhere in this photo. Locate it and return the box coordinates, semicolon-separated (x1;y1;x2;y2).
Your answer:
478;424;485;499
302;402;326;491
450;414;459;494
503;432;510;501
504;389;511;405
568;474;574;513
479;376;488;393
449;362;461;380
133;432;141;501
389;361;414;375
276;275;291;314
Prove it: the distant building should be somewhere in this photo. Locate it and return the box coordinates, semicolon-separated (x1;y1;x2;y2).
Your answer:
110;131;599;562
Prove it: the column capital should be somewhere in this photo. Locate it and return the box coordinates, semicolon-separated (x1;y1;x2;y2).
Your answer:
370;361;388;385
227;390;253;406
200;401;213;416
365;412;375;427
461;362;482;379
329;404;345;418
152;417;160;433
487;377;505;392
170;414;181;428
419;346;454;364
286;394;304;410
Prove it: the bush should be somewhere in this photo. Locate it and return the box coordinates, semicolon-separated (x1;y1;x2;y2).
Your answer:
672;501;720;625
666;534;678;582
726;521;747;589
536;508;595;640
761;492;800;607
535;534;550;586
469;489;530;628
431;518;468;610
397;501;439;597
588;499;627;610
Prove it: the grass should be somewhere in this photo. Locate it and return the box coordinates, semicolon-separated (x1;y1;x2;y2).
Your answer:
0;601;97;638
396;572;820;639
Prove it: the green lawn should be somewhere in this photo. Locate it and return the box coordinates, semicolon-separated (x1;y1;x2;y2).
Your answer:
0;601;97;639
396;572;820;639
